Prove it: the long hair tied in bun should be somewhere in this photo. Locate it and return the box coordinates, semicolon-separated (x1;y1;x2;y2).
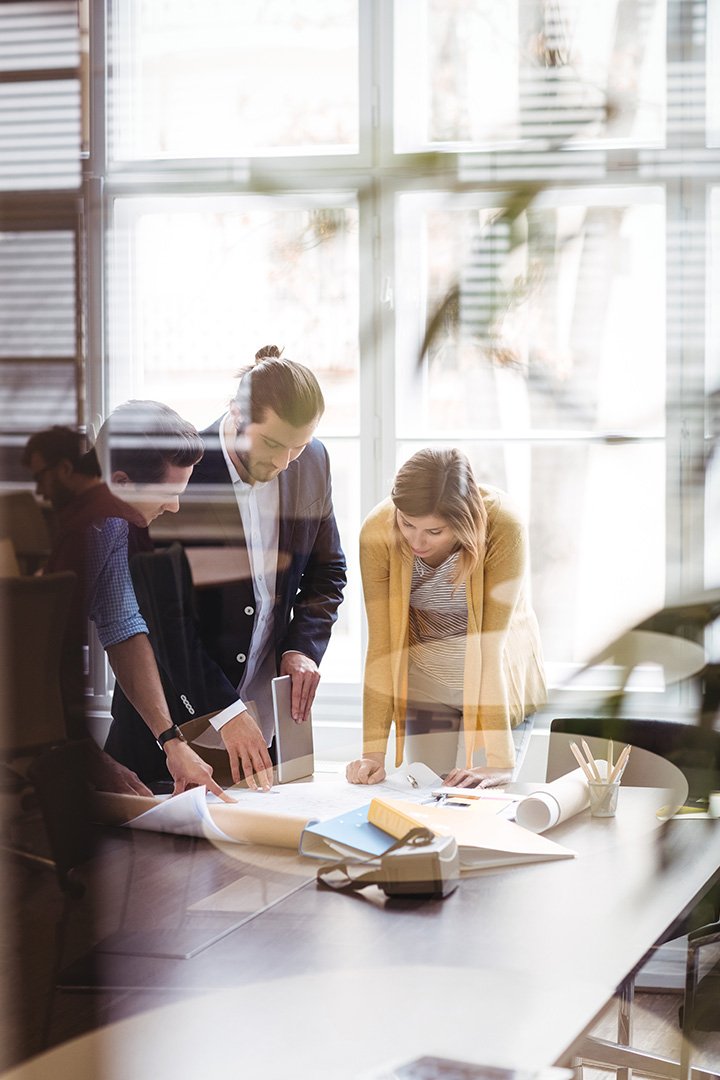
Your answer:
233;345;324;427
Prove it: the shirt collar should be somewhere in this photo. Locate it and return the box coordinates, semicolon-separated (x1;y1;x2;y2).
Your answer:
219;412;276;492
219;412;246;487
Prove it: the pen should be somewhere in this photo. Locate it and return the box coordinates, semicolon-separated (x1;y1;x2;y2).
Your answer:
581;739;603;782
570;740;596;783
656;804;706;818
430;789;516;801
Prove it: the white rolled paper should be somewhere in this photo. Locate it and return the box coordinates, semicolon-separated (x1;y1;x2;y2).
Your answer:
515;762;606;833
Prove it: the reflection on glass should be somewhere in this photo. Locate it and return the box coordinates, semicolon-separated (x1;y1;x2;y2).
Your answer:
109;0;359;160
395;0;665;149
708;188;720;592
314;438;361;683
709;2;720;147
397;439;665;665
109;198;359;433
396;190;665;437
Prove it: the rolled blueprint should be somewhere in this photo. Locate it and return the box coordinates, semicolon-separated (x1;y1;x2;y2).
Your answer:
514;762;605;833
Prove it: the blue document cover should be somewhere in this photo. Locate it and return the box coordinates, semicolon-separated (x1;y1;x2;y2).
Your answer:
299;804;396;860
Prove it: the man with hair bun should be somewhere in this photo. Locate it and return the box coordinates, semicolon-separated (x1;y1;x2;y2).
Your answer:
171;345;347;791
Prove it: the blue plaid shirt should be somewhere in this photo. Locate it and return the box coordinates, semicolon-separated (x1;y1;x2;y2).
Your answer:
86;517;148;648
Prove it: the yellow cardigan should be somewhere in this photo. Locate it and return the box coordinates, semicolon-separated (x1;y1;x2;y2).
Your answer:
360;487;546;770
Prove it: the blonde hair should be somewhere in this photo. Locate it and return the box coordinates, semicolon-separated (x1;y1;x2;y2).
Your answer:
391;448;487;582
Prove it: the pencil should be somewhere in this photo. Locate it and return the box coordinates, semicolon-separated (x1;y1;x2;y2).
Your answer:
609;744;631;784
581;739;603;782
570;741;596;783
614;746;632;783
607;739;614;783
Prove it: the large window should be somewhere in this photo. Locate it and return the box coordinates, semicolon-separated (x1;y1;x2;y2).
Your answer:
95;0;719;736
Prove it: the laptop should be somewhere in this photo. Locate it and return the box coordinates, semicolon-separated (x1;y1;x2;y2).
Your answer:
271;675;314;783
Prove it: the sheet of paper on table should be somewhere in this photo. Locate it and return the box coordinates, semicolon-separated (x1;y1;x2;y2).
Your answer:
94;763;446;849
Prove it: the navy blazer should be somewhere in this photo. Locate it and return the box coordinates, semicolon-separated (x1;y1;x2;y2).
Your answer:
106;542;240;782
180;419;347;693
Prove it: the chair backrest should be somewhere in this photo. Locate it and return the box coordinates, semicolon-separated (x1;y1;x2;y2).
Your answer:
27;742;96;894
0;491;51;574
0;536;20;577
0;571;76;756
548;717;720;801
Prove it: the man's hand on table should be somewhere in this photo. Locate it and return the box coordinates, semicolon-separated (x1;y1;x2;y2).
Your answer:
85;744;153;796
164;739;233;801
220;709;274;791
280;651;320;723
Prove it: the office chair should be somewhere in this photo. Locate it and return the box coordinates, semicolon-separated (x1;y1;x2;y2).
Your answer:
547;717;720;806
551;717;720;1079
0;572;77;857
0;490;51;574
24;741;100;1048
0;571;76;758
0;536;20;577
680;920;720;1078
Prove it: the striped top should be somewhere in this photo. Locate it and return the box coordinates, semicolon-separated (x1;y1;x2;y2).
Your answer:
408;550;468;693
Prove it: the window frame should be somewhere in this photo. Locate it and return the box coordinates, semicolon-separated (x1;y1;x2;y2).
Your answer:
85;0;716;743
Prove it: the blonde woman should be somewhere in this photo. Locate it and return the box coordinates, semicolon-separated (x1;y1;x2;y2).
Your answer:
346;448;546;787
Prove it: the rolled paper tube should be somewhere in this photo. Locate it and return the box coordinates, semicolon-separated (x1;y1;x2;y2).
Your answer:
514;791;562;832
209;804;310;848
515;762;606;834
92;791;312;849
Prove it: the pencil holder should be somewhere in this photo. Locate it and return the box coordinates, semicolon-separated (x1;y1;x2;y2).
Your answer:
588;780;620;818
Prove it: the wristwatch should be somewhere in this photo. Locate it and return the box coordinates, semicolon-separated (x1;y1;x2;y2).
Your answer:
156;724;187;751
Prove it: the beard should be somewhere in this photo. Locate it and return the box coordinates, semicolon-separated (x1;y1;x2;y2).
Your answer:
48;483;75;511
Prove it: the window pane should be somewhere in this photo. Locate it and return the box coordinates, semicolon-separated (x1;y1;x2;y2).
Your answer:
395;0;665;150
109;197;359;434
397;439;665;665
396;189;666;437
109;0;359;160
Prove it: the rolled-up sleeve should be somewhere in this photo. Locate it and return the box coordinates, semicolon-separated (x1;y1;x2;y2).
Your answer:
86;517;148;649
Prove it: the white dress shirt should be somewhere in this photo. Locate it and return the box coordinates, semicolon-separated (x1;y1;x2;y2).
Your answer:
208;416;280;742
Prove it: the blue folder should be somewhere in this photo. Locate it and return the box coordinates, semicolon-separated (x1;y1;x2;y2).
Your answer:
299;803;396;860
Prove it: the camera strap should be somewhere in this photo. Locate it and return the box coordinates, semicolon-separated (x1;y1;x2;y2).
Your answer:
316;827;436;893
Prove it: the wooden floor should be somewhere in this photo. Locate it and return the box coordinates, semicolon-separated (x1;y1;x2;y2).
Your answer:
587;987;720;1077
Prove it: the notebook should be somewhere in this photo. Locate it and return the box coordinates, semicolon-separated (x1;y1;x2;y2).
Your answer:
299;803;397;860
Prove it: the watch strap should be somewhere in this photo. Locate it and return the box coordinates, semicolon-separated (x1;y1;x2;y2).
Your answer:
156;724;187;750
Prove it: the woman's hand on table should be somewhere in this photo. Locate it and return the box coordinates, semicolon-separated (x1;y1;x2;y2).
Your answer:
346;755;386;785
443;767;513;789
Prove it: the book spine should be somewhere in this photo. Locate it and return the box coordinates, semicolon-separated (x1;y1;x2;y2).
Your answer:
368;798;422;839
